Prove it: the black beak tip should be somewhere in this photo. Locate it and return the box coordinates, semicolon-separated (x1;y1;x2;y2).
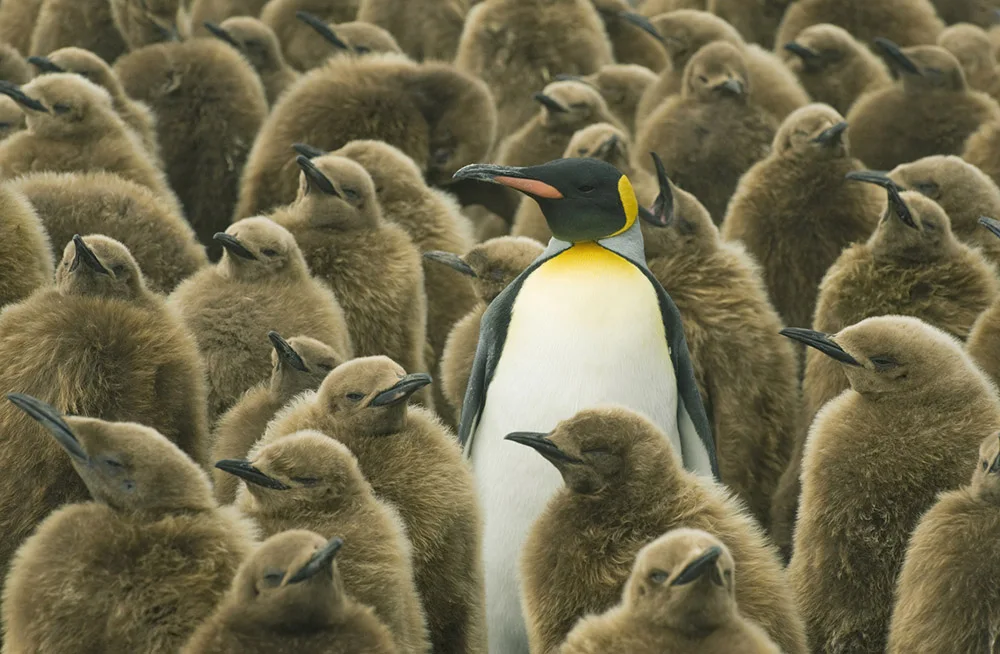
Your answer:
422;250;476;277
292;143;325;159
533;92;569;113
979;216;1000;240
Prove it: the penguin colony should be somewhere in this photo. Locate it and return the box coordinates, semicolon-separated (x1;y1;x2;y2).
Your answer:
5;2;1000;653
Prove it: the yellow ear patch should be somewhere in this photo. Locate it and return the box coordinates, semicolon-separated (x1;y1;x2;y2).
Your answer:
609;175;638;237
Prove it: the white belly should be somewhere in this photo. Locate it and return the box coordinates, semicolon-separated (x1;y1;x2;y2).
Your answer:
470;245;682;654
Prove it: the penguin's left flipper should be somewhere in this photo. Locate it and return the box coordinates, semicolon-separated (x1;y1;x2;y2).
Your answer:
637;264;719;478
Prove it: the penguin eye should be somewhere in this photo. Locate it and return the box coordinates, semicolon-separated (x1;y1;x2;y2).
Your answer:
103;457;124;469
260;248;278;257
983;460;990;471
870;356;898;371
316;364;334;373
53;103;71;114
578;184;595;194
649;570;669;585
354;45;371;54
697;75;708;84
346;392;365;402
262;570;285;588
111;264;126;276
342;188;361;203
569;102;588;110
913;181;940;198
291;476;320;486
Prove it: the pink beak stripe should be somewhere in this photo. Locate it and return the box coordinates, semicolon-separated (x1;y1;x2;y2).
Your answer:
494;176;564;199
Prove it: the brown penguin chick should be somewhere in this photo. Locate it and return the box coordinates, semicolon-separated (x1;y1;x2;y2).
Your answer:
638;0;707;14
962;118;1000;189
269;156;430;400
0;74;181;213
783;316;1000;654
331;139;476;416
886;431;1000;654
707;0;791;50
432;237;545;422
930;0;1000;29
635;10;809;125
0;96;24;140
267;11;403;74
0;0;44;56
115;38;268;258
454;0;613;145
2;395;256;654
189;0;270;35
235;53;495;219
205;17;299;106
641;167;800;532
28;46;162;165
28;0;127;64
888;154;1000;264
721;103;880;330
181;530;399;654
510;407;807;654
780;24;892;115
222;430;431;654
259;0;367;70
939;23;1000;100
357;0;469;62
169;216;352;419
845;41;1000;170
965;218;1000;387
0;184;51;309
10;171;205;294
559;529;782;654
0;43;32;84
775;0;945;50
635;41;779;221
263;356;486;654
776;182;999;562
211;333;344;505
590;0;668;72
559;64;659;136
109;0;183;51
496;79;627;168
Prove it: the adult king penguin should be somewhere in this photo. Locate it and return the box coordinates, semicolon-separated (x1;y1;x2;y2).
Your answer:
451;157;717;654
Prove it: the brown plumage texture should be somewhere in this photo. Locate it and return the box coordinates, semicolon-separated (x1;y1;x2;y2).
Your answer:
236;53;496;219
636;41;778;221
271;17;403;74
357;0;468;62
889;154;1000;264
37;47;162;166
115;38;268;258
190;0;271;34
233;431;431;654
212;17;299;106
269;156;430;403
886;432;1000;653
0;184;52;309
559;529;782;654
963;119;1000;189
182;529;399;654
636;10;808;125
846;45;1000;170
211;335;343;505
454;0;613;144
497;79;625;167
264;356;486;654
0;43;31;84
777;191;999;561
109;0;184;51
965;223;1000;388
0;96;22;140
11;171;206;294
939;23;1000;100
2;412;255;653
788;316;1000;654
0;0;44;55
930;0;1000;28
0;74;181;213
437;237;544;423
638;0;706;15
169;216;352;420
775;0;945;49
780;24;891;115
259;0;362;69
591;0;667;71
29;0;126;63
572;64;658;136
518;407;807;654
706;0;791;50
644;178;799;532
722;103;880;331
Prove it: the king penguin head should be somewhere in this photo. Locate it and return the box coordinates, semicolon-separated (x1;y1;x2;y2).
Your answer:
452;158;639;243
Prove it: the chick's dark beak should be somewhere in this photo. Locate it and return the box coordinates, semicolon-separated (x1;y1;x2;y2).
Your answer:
783;42;820;62
214;459;291;490
504;431;583;464
7;393;87;461
779;328;862;366
671;546;724;586
874;38;921;76
213;233;258;260
619;12;665;43
639;152;674;228
268;331;309;372
287;537;344;584
26;56;64;74
369;373;433;407
714;78;745;96
71;235;111;275
292;143;325;159
534;92;570;114
0;81;47;113
423;251;476;277
979;216;1000;241
204;22;240;48
296;11;350;50
813;121;849;146
844;170;917;229
296;155;341;197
